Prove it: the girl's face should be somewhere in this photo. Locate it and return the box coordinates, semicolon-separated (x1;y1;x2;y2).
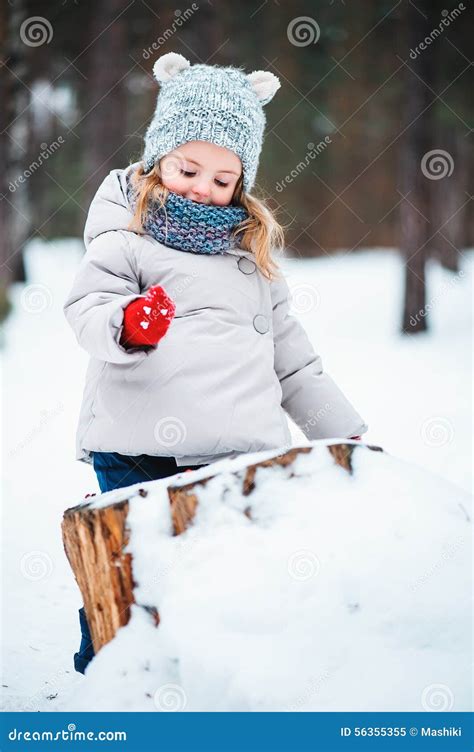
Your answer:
159;141;242;206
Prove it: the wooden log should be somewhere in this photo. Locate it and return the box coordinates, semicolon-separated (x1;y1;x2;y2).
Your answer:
61;500;134;653
62;442;382;654
169;443;365;533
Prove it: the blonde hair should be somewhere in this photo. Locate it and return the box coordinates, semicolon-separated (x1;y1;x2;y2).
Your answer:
127;162;284;281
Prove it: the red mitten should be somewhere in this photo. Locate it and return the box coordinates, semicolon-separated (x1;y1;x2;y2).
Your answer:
120;285;176;348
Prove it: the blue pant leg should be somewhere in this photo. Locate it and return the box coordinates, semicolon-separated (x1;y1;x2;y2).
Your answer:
73;607;95;675
93;452;179;492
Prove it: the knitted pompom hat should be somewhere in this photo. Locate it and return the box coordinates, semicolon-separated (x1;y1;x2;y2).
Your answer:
141;52;280;192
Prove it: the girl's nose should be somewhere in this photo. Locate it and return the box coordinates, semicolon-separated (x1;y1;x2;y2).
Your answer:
191;180;211;200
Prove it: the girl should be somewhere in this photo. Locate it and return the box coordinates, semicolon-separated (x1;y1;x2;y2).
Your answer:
64;52;368;674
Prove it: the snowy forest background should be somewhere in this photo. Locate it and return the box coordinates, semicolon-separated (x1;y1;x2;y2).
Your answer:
0;0;472;712
1;0;473;330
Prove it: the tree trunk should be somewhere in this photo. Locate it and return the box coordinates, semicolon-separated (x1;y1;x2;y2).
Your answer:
2;0;30;286
81;0;128;213
399;0;434;334
62;442;383;655
0;1;13;320
429;127;468;272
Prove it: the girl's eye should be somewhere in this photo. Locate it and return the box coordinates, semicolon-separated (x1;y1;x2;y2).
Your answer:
180;169;196;177
215;179;229;187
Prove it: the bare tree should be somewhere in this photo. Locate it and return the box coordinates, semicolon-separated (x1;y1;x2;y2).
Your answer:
0;2;14;320
81;0;128;212
1;0;31;295
429;126;468;273
399;0;434;334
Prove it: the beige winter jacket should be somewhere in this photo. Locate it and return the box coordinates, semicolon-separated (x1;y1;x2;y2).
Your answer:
63;163;368;467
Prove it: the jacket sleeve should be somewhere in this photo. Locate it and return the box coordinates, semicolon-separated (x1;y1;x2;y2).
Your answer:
63;229;153;364
271;274;368;440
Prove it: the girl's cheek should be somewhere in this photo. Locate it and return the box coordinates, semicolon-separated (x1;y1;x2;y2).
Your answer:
212;193;231;206
213;186;237;206
162;176;187;195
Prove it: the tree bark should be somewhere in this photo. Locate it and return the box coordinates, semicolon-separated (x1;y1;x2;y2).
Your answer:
0;1;13;320
429;126;468;272
399;0;434;333
1;0;30;287
81;0;128;213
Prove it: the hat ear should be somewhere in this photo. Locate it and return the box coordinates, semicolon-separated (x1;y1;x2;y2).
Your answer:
247;70;281;105
153;52;190;83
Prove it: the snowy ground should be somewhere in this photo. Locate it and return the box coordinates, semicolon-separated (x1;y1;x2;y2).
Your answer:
1;240;472;711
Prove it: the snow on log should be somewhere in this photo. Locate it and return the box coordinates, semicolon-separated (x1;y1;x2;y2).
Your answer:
62;443;374;654
61;440;471;712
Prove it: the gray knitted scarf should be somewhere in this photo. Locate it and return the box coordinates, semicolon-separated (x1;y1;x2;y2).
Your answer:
126;173;248;255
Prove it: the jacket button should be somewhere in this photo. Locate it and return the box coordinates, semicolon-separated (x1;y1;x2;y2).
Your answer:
253;314;269;334
237;256;256;275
